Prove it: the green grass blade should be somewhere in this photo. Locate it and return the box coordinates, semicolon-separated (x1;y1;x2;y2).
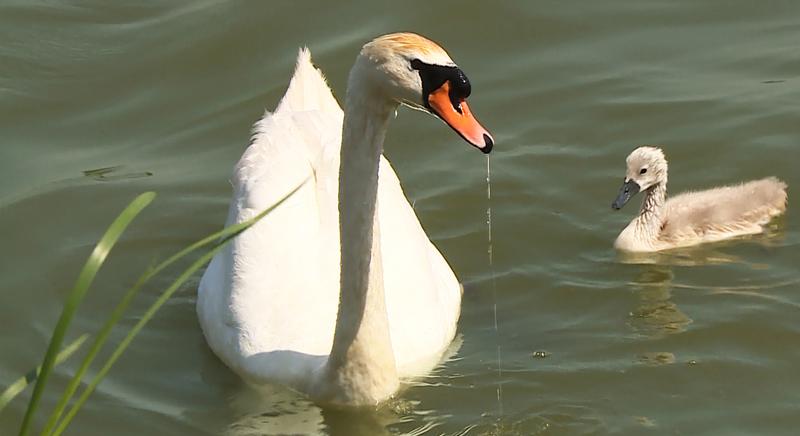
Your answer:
52;241;226;436
39;268;155;435
0;335;89;413
50;182;304;436
18;192;155;436
43;182;304;434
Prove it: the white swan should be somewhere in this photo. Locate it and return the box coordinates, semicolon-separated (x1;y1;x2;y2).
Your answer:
612;146;788;252
197;33;494;406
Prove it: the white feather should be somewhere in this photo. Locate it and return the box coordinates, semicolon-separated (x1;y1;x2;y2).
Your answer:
197;45;461;398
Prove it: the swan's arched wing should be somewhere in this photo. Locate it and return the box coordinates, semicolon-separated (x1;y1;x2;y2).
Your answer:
197;49;344;385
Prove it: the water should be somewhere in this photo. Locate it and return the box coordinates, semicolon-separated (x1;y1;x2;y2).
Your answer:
1;1;799;434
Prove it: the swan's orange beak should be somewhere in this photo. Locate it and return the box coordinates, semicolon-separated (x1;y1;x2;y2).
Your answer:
427;81;494;153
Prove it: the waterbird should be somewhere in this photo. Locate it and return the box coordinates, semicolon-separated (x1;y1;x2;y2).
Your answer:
612;146;787;252
197;33;494;406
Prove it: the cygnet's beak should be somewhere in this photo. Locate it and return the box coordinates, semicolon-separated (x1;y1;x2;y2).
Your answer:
427;81;494;153
612;179;641;210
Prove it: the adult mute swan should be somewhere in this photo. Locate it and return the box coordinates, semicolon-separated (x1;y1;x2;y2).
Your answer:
197;33;494;406
612;146;787;252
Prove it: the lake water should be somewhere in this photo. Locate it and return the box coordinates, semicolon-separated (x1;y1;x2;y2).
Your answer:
1;1;799;435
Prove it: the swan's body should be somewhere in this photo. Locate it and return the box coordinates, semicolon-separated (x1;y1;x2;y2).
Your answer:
197;33;493;406
612;146;787;252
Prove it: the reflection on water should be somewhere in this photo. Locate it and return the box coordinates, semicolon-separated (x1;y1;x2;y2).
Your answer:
617;247;743;267
626;266;691;339
224;385;325;436
223;382;445;436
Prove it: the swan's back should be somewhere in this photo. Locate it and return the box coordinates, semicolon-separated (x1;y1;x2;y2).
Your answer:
662;177;787;242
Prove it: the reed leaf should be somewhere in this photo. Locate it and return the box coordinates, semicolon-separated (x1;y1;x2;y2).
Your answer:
18;192;155;436
0;335;89;413
48;182;303;436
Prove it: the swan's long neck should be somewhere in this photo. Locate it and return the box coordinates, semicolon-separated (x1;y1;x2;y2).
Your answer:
317;59;400;405
634;180;667;245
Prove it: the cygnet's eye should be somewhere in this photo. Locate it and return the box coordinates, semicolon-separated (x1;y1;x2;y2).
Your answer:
640;168;648;175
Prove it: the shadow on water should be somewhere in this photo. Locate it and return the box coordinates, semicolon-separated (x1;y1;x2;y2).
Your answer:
82;165;153;182
0;165;153;209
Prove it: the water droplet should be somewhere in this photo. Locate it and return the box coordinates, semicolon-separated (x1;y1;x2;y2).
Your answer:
531;350;549;359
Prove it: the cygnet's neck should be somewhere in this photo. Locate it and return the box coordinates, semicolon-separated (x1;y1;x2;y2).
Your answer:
633;181;667;246
315;57;400;406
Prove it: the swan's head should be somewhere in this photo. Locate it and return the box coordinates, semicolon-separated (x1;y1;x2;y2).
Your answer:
612;146;668;210
355;32;494;153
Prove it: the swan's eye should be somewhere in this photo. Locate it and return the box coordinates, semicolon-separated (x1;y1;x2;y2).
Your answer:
450;69;471;100
640;168;648;175
410;59;467;112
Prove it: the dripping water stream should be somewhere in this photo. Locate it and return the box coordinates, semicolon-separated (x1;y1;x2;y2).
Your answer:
486;155;503;417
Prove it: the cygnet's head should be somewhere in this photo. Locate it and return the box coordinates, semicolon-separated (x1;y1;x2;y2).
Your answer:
612;146;668;210
353;32;494;153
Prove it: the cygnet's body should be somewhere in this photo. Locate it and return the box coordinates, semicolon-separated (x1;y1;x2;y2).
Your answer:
612;146;787;252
